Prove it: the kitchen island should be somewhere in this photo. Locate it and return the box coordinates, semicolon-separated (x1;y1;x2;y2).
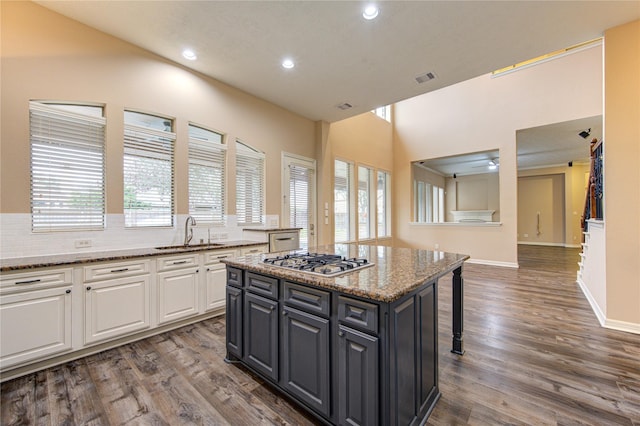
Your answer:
223;244;469;426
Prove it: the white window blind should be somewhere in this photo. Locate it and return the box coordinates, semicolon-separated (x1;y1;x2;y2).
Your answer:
334;159;353;243
235;141;265;226
29;101;106;232
289;162;312;249
123;111;175;228
188;124;226;224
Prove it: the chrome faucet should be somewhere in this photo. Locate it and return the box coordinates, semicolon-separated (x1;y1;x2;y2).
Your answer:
184;215;196;246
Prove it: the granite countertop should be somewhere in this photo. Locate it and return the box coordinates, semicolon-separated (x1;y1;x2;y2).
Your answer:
0;240;267;272
222;244;469;303
243;227;302;232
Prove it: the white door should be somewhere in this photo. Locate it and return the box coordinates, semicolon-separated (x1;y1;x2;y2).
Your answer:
283;154;316;249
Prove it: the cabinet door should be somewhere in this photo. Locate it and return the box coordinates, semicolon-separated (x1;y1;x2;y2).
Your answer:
157;268;199;325
281;306;330;417
205;264;226;312
244;292;278;381
226;286;243;359
84;275;150;345
338;325;379;426
1;286;72;369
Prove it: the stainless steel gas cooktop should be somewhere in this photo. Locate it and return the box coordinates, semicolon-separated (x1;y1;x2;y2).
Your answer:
263;252;374;277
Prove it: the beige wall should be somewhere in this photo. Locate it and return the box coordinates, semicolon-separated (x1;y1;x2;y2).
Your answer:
0;1;316;218
393;43;603;265
604;20;640;326
316;112;393;245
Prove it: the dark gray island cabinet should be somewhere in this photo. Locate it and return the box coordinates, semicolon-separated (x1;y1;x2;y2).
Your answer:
223;244;468;426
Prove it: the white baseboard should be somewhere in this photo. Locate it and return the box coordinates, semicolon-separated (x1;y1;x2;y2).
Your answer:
604;318;640;335
577;277;607;326
465;258;519;268
577;277;640;335
518;241;581;248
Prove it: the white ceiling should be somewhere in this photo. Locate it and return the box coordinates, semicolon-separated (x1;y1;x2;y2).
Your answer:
35;1;640;123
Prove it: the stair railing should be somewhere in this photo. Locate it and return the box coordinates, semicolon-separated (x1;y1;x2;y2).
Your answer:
581;138;604;235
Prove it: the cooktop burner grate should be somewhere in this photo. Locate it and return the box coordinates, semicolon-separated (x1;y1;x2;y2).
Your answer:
263;252;374;277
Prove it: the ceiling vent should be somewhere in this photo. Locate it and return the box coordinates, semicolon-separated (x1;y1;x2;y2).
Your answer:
415;72;436;84
336;102;353;110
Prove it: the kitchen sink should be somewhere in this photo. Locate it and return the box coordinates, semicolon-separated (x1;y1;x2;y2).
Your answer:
155;243;225;250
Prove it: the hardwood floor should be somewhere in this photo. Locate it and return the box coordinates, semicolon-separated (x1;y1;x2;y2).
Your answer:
2;245;639;425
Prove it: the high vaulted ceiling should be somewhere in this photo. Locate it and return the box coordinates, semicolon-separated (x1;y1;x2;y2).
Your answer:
35;1;639;123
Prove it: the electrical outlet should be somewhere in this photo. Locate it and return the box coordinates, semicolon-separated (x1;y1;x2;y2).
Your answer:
269;218;278;226
524;233;529;238
75;239;92;248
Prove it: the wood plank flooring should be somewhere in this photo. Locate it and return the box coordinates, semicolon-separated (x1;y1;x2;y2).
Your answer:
2;245;639;425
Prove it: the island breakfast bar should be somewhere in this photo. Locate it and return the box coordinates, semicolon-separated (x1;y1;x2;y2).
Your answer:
223;244;469;426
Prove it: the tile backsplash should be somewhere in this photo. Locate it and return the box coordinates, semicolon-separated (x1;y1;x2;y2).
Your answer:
0;214;279;259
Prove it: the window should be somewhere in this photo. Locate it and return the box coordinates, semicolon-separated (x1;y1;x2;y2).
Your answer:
235;141;265;225
188;124;226;224
334;159;354;242
123;110;175;227
29;101;106;232
414;180;444;223
286;158;315;250
358;166;374;240
372;105;391;122
377;171;390;238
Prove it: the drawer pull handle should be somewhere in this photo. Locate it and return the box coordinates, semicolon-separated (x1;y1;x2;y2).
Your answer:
65;289;71;294
172;260;188;265
282;310;288;316
276;237;294;241
338;331;345;337
15;279;41;285
86;286;92;291
110;268;129;273
217;255;228;259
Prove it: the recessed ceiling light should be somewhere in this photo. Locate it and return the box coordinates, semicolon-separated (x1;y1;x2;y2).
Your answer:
182;49;197;61
282;58;295;69
362;4;379;20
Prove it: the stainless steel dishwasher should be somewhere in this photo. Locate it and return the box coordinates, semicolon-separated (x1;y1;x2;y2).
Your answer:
268;231;300;252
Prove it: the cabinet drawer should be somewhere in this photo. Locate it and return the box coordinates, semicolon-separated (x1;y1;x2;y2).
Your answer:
227;267;243;288
338;296;379;334
283;281;330;317
83;260;149;282
240;245;268;255
156;254;199;272
246;272;278;300
204;250;236;266
1;268;73;293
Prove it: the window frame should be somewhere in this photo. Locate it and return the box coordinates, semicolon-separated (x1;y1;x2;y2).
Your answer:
188;123;227;225
235;140;265;226
376;170;391;239
334;158;355;243
29;101;106;232
123;110;176;228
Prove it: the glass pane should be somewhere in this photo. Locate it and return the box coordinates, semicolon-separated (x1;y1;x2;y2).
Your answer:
334;160;351;243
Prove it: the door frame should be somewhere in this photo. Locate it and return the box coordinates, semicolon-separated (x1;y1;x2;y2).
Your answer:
282;152;317;248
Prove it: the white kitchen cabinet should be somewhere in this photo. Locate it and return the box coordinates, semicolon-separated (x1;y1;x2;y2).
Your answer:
83;261;151;345
0;285;72;369
203;250;237;312
157;254;200;325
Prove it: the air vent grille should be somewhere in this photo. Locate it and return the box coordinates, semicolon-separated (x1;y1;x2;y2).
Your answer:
415;72;436;84
337;102;353;110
